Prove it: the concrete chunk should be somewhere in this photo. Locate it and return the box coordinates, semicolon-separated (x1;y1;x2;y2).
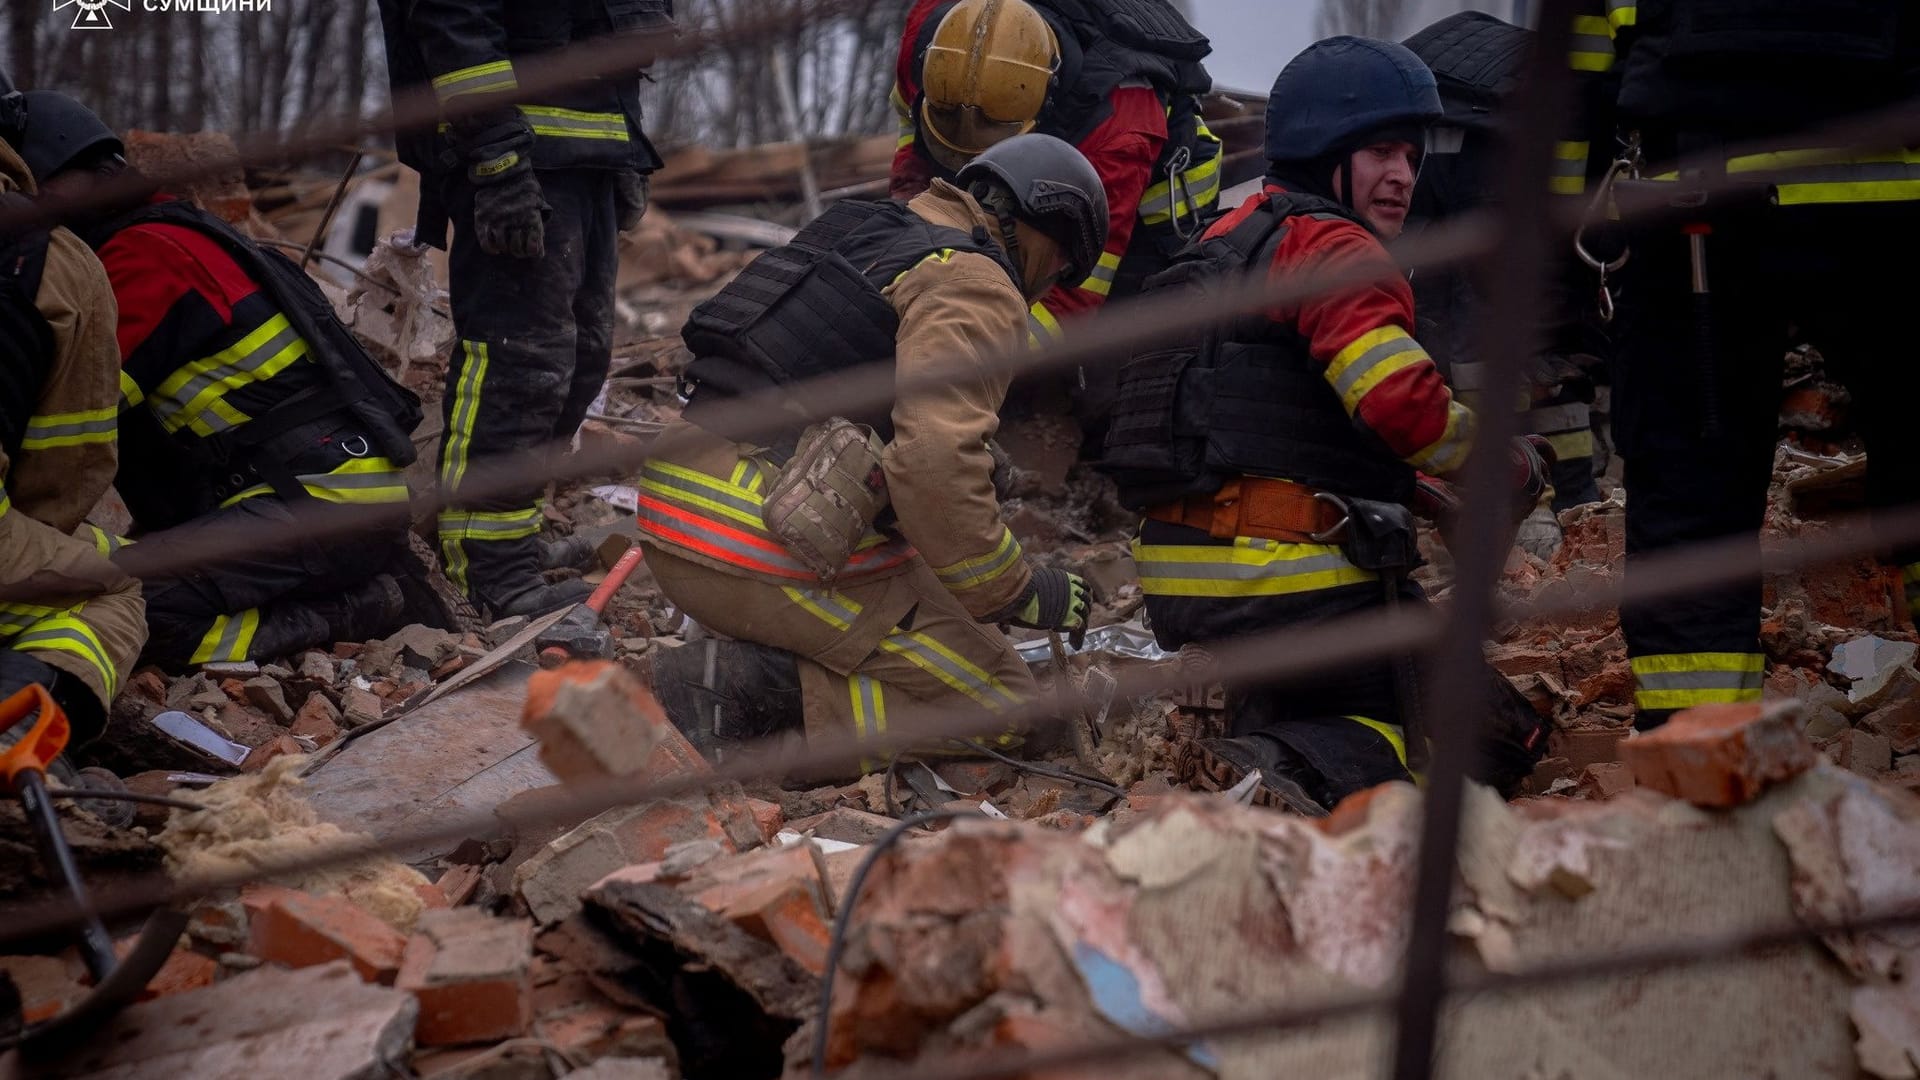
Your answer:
38;960;416;1079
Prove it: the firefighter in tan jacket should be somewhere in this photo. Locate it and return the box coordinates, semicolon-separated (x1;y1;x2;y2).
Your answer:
0;98;144;757
639;135;1108;762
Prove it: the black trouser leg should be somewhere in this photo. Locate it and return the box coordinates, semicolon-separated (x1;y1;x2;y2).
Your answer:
124;498;402;669
1612;218;1784;730
439;168;617;610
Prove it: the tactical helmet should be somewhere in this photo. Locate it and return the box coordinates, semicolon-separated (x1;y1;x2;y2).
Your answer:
919;0;1061;172
17;92;122;183
1264;37;1442;165
955;132;1108;285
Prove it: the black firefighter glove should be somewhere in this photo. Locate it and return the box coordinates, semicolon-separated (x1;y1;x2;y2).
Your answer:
994;568;1090;640
455;117;547;259
614;170;650;233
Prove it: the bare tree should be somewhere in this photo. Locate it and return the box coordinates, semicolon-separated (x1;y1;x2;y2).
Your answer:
1314;0;1413;39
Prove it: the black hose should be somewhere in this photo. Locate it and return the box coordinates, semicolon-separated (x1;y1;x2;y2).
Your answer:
948;738;1125;801
811;808;980;1080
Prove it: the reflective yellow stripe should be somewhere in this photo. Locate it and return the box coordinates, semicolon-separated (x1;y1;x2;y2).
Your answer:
14;614;118;698
431;59;518;102
877;629;1021;711
519;105;629;142
442;339;490;493
1569;16;1614;72
1410;402;1476;476
438;505;544;543
22;405;117;450
849;674;888;739
931;526;1024;592
0;487;9;517
1630;652;1764;711
1133;537;1376;598
221;456;410;508
118;371;144;409
783;585;864;632
1078;250;1123;298
1346;715;1408;768
1139;129;1225;226
0;599;60;636
890;248;958;287
1543;429;1595;461
189;609;261;665
152;313;307;435
84;524;127;557
1326;326;1431;411
1027;302;1064;348
1606;0;1636;31
641;459;770;533
1550;140;1590;196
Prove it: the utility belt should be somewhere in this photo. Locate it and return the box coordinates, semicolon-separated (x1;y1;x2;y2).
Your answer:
203;391;385;508
1146;476;1420;574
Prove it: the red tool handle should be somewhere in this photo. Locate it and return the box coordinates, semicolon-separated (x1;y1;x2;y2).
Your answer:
0;684;68;789
585;546;645;616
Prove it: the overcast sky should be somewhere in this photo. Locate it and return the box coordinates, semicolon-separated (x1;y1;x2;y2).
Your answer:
1187;0;1319;95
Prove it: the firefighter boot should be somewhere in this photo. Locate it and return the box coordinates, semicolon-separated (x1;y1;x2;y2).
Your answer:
1178;733;1329;816
539;536;597;572
288;574;406;650
651;637;805;762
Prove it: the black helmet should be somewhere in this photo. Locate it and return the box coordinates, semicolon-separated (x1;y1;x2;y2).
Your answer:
17;91;122;184
1265;37;1442;165
955;132;1108;285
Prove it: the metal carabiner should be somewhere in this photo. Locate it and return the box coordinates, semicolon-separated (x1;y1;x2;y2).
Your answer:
1574;134;1641;325
1308;491;1352;544
1164;146;1196;240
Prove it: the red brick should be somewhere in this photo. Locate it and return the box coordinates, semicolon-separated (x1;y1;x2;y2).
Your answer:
522;660;703;784
0;954;86;1023
413;881;450;911
1620;702;1817;808
1578;761;1635;800
1125;775;1175;813
128;669;169;706
246;886;407;984
141;948;218;999
685;844;832;974
397;908;533;1046
434;864;483;908
746;797;784;843
333;641;364;659
218;677;250;702
535;1004;675;1066
1486;645;1563;680
240;734;304;772
289;693;342;746
1549;728;1626;772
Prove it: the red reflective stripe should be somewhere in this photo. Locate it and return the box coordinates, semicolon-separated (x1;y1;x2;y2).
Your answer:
636;492;919;578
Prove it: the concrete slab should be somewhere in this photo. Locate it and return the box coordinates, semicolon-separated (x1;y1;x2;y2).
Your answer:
304;661;556;862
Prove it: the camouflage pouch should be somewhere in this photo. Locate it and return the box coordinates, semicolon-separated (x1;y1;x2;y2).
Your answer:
759;417;889;582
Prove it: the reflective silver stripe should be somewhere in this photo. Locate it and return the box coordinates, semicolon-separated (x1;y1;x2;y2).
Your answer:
933;528;1023;589
431;60;517;101
880;632;1019;709
1569;32;1613;61
152;322;304;426
15;622;116;696
520;107;630;141
1634;669;1764;692
1526;402;1590;432
1331;336;1426;400
23;413;116;445
640;464;766;521
1551;153;1587;181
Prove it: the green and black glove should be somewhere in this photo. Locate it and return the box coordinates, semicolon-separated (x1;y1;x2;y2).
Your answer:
614;170;650;233
455;117;547;259
995;568;1089;634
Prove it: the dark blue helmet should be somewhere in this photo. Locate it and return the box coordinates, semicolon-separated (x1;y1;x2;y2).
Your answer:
1264;36;1443;165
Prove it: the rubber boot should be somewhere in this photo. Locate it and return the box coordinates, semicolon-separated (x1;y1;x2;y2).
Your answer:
302;573;406;645
539;535;597;572
493;579;593;619
1177;732;1328;816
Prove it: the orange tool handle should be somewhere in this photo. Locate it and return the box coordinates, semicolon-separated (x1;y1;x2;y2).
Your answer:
0;684;69;789
585;546;645;616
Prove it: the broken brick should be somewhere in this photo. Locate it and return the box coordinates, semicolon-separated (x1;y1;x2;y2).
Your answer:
746;797;784;843
135;947;219;999
245;884;407;984
397;908;533;1046
514;797;743;925
1578;761;1635;800
435;863;483;908
240;734;305;772
243;676;295;723
1620;701;1817;808
290;692;343;745
788;806;906;845
342;687;384;727
1825;728;1893;777
0;954;86;1023
684;843;834;974
520;660;667;784
535;1005;677;1070
128;669;169;706
1550;727;1627;772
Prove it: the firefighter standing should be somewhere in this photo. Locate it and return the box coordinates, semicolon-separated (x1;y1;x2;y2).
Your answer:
1590;1;1920;728
1402;10;1609;513
1102;39;1550;812
638;135;1106;763
378;0;669;618
19;93;453;669
889;0;1221;429
0;79;144;758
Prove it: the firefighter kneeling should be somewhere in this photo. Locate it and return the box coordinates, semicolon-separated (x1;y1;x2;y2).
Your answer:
1102;38;1549;814
639;135;1106;766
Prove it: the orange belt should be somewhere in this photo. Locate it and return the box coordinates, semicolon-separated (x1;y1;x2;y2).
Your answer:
1144;477;1348;544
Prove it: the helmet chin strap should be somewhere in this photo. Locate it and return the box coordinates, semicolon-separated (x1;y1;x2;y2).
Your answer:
971;181;1028;284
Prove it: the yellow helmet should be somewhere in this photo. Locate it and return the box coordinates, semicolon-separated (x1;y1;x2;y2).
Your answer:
918;0;1060;172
